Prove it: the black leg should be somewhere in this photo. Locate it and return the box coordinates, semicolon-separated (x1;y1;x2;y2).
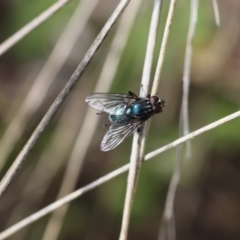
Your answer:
137;126;143;133
128;91;138;98
103;124;111;127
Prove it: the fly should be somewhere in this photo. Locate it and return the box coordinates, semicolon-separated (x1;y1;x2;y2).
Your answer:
85;91;165;151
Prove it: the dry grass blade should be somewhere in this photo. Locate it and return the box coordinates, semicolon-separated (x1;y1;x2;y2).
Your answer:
41;1;142;240
119;1;162;239
158;1;198;239
0;0;131;198
0;110;239;240
0;0;98;176
5;88;82;232
0;164;130;240
152;0;177;95
144;111;240;160
0;0;72;56
212;0;220;26
181;0;198;140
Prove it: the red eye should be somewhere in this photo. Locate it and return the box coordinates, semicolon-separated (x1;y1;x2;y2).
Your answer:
153;105;162;113
150;96;165;114
150;96;159;105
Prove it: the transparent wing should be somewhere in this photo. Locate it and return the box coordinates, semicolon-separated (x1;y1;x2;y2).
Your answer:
101;121;144;151
85;93;135;114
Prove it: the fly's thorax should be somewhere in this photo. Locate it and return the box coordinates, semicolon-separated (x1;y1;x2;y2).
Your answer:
124;100;153;120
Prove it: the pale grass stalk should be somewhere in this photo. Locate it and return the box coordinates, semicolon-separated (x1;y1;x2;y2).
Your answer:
158;1;198;239
181;0;198;142
212;0;220;26
0;164;130;240
152;0;177;95
41;1;142;240
146;0;177;178
119;1;162;239
5;88;82;230
145;112;240;159
149;0;178;237
0;0;72;56
1;110;240;240
0;0;130;198
0;0;97;172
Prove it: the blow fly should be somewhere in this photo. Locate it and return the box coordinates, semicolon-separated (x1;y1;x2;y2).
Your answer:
85;91;165;151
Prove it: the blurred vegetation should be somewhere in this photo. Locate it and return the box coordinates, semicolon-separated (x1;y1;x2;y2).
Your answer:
0;0;240;240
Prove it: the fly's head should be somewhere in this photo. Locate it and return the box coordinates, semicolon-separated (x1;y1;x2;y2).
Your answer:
150;96;166;114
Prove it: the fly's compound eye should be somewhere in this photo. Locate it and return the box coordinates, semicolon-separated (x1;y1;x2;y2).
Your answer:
150;96;166;114
152;104;162;113
150;96;159;105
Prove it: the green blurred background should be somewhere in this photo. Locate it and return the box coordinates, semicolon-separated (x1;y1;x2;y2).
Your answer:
0;0;240;240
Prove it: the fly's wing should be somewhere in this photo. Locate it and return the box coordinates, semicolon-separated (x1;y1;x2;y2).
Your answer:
85;93;135;115
101;121;144;151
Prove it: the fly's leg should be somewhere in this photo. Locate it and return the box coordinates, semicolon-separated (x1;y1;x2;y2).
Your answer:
137;126;143;133
97;112;106;115
128;90;151;101
128;91;138;99
103;123;111;127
